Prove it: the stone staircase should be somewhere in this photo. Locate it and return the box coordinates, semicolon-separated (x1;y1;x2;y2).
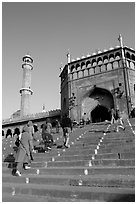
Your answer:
2;119;135;202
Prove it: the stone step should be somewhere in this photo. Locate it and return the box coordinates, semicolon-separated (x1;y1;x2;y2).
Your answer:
3;142;135;159
78;137;135;144
3;147;135;165
2;166;135;176
2;182;135;202
47;147;135;156
3;158;135;169
2;123;135;202
2;130;134;147
46;159;135;168
60;138;134;148
2;173;135;188
2;192;93;202
3;149;135;167
61;143;135;152
20;152;136;162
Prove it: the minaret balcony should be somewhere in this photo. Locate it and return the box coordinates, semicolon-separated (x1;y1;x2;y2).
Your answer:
22;62;33;70
20;87;33;95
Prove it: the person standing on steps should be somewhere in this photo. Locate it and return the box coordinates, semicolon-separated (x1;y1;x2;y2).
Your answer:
104;108;115;133
41;121;54;152
27;121;34;139
55;119;60;133
106;108;125;133
15;125;35;176
27;121;35;160
61;114;73;148
114;108;125;132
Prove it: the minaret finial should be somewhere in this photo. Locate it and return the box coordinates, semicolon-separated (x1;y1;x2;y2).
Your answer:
42;104;46;112
67;49;71;64
118;34;123;48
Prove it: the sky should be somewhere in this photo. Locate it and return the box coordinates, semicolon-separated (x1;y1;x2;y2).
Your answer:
2;2;135;119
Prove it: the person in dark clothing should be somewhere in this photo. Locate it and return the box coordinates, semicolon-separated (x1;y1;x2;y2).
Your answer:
15;125;34;176
130;106;135;118
42;122;53;151
55;119;60;133
61;114;72;148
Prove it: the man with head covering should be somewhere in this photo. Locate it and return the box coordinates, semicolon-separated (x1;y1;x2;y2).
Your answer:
15;125;35;176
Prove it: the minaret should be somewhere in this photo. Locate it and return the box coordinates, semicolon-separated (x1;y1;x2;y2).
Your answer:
20;54;33;116
118;34;125;62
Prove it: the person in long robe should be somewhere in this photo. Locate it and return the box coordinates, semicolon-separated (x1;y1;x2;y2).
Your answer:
15;125;34;176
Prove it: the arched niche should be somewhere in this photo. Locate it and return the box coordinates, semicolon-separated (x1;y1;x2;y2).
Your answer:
109;54;114;62
86;60;91;68
89;68;94;75
97;57;103;65
113;61;119;69
34;124;38;132
76;63;81;71
101;64;106;72
73;72;77;80
84;69;89;77
107;63;112;71
95;66;100;74
103;55;108;63
69;73;73;80
131;54;135;61
81;62;86;69
71;65;75;72
92;59;97;67
78;70;83;78
130;61;135;69
115;52;121;59
6;128;12;138
13;127;20;136
125;52;131;59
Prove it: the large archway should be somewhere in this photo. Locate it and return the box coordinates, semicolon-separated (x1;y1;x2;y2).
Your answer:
91;105;111;123
81;86;114;123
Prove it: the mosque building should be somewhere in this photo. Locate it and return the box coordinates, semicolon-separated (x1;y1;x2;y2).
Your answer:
2;35;135;137
60;35;135;123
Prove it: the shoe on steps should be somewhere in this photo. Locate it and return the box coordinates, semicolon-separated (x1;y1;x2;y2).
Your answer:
15;170;21;176
64;144;70;148
24;166;31;170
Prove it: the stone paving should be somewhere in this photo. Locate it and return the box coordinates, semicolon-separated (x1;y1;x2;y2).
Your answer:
2;118;135;202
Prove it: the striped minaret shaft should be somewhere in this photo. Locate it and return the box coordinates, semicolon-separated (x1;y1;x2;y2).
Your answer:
20;54;33;116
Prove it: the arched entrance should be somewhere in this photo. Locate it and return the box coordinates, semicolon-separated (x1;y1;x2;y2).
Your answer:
81;86;114;123
91;105;111;123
